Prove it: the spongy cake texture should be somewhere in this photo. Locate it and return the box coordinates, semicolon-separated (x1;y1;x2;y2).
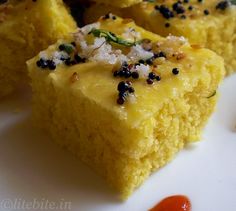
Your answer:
0;0;76;97
28;17;225;198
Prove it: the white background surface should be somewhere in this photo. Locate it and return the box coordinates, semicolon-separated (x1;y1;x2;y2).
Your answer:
0;75;236;211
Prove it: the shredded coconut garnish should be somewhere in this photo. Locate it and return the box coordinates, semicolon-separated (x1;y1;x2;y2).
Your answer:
155;35;188;58
41;21;188;74
127;45;154;63
74;22;101;44
39;51;70;65
165;35;187;47
72;23;154;65
122;27;141;41
166;35;187;44
79;37;127;65
72;22;154;65
131;64;150;78
81;22;101;36
39;52;48;60
128;94;137;104
52;51;69;65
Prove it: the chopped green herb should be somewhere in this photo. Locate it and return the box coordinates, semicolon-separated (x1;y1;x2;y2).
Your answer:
89;28;142;47
59;43;75;54
207;90;217;99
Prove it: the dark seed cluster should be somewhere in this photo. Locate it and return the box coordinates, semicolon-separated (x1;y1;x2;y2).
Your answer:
113;52;166;81
114;64;180;105
216;1;230;10
59;43;86;66
138;52;166;66
112;48;180;105
102;13;117;20
172;67;180;75
172;2;186;14
117;81;135;105
113;62;139;79
146;72;161;85
153;0;231;28
36;58;56;70
36;42;86;70
59;43;75;54
155;5;174;19
154;1;190;20
204;9;210;15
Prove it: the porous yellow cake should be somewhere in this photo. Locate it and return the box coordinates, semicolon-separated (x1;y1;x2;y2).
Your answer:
0;0;76;97
84;0;236;74
28;17;225;198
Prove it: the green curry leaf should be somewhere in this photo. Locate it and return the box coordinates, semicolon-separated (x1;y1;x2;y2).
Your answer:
89;28;142;47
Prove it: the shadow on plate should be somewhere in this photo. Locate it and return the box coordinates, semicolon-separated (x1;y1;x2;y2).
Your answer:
0;113;121;210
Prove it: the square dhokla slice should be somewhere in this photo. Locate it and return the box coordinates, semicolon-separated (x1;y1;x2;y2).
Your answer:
0;0;76;97
126;0;236;75
27;17;225;198
84;0;236;74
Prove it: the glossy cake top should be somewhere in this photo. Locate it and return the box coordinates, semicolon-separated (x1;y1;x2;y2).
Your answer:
146;0;235;19
135;0;236;25
29;17;224;123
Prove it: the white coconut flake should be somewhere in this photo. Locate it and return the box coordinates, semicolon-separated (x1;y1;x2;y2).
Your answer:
166;35;187;45
132;64;150;78
94;37;106;47
122;27;141;41
47;22;160;68
52;54;63;65
74;22;100;46
39;52;48;60
81;22;100;35
38;49;71;66
105;13;116;19
128;94;137;104
79;37;128;65
179;36;188;43
127;45;154;63
80;40;88;50
53;51;69;65
74;30;85;44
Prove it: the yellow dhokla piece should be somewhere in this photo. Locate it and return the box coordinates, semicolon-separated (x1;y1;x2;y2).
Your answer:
0;0;76;97
127;0;236;75
84;0;236;74
28;17;225;198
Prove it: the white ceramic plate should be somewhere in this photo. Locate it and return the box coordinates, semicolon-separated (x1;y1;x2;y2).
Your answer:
0;75;236;211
